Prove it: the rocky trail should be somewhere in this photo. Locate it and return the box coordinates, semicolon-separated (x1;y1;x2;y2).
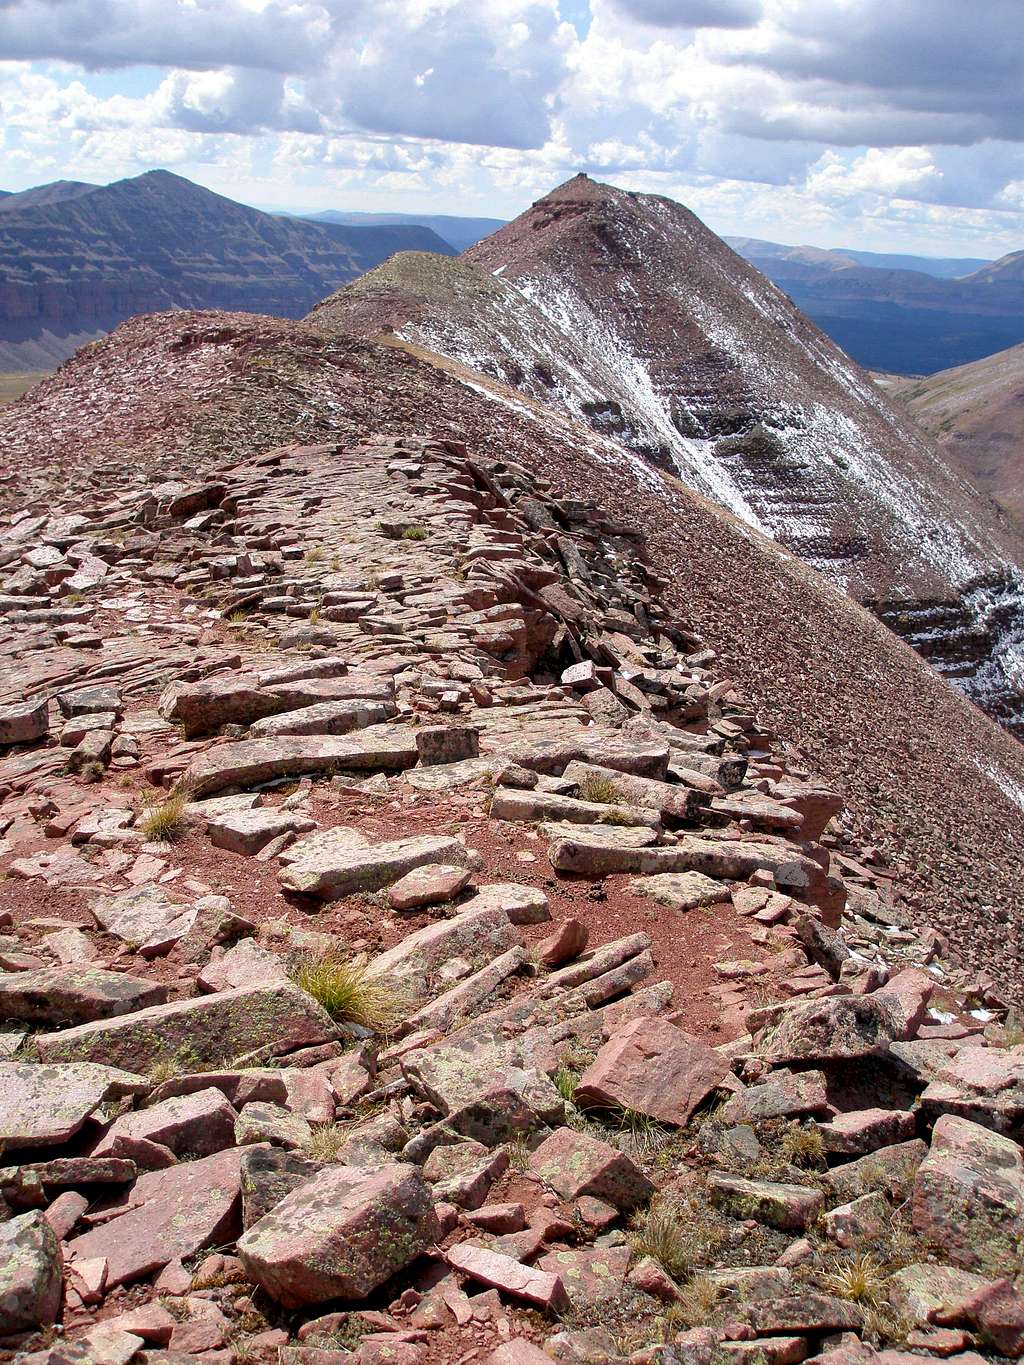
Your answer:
0;434;1022;1364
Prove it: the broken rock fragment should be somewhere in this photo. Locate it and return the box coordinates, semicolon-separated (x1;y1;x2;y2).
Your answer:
0;1211;63;1335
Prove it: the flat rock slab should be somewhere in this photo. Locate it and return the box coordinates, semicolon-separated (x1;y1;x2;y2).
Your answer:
388;863;473;911
528;1127;653;1210
0;965;167;1024
90;883;192;951
536;1244;630;1310
182;727;420;798
250;698;397;738
196;938;291;993
814;1107;917;1155
0;697;49;747
237;1162;438;1307
723;1069;829;1125
280;831;473;900
366;904;521;1008
208;808;316;856
574;1015;730;1126
448;1242;568;1311
0;1210;62;1334
0;1062;146;1149
66;1146;246;1287
34;983;334;1071
93;1086;238;1159
628;871;728;912
709;1172;824;1230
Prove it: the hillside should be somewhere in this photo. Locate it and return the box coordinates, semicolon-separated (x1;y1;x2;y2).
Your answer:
1;303;1024;1360
0;170;455;369
310;175;1024;733
732;238;1024;373
888;342;1024;522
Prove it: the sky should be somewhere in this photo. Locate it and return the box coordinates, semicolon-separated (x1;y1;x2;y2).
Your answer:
1;0;1023;257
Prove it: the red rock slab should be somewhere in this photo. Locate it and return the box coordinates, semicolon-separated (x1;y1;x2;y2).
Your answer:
34;982;335;1070
64;1145;247;1287
486;1340;554;1364
814;1107;916;1156
388;862;473;911
574;1014;729;1126
0;965;167;1024
447;1242;568;1311
528;1126;653;1210
237;1162;439;1308
92;1086;238;1159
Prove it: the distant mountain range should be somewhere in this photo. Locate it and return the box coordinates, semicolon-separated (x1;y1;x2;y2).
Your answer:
729;236;1024;374
301;210;506;253
0;171;455;370
882;341;1024;525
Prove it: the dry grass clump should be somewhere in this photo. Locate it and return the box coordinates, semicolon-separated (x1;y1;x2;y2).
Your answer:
664;1274;721;1329
137;787;190;842
782;1122;826;1169
824;1252;886;1304
290;950;407;1034
304;1121;349;1163
401;525;428;541
577;775;623;805
629;1192;726;1283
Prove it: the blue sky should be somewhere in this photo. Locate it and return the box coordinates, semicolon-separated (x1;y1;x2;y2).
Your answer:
1;0;1023;257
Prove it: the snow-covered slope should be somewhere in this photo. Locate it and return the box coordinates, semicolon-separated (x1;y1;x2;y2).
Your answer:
309;175;1024;730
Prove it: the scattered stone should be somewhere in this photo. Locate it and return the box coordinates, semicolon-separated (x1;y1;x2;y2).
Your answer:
0;1061;146;1149
0;965;167;1024
709;1172;824;1230
528;1126;654;1209
280;829;474;899
0;697;49;747
759;995;902;1064
388;863;474;911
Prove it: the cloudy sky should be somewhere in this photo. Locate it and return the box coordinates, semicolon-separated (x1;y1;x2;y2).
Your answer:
1;0;1023;256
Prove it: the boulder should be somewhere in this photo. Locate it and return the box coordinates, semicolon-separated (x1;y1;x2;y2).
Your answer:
628;871;728;912
886;1263;992;1326
240;1145;321;1229
447;1243;568;1311
528;1127;654;1210
912;1114;1024;1271
0;696;49;746
388;863;474;911
814;1107;916;1156
34;983;335;1070
208;808;316;855
722;1069;828;1124
92;1086;238;1158
0;965;167;1024
250;698;397;738
0;1211;63;1334
416;725;480;766
759;995;902;1064
404;1042;563;1144
365;904;521;1008
574;1016;729;1125
237;1162;439;1307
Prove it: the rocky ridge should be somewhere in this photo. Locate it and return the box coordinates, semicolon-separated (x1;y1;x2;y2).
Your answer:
0;433;1022;1364
309;175;1024;732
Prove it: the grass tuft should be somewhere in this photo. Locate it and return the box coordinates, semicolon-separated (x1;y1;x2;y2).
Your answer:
664;1274;721;1329
577;775;623;805
290;950;407;1034
304;1121;349;1163
553;1063;580;1103
401;525;428;541
782;1122;826;1169
137;788;190;842
629;1193;720;1282
824;1252;886;1305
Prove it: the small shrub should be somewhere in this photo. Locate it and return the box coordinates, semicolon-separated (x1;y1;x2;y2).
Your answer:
308;607;321;625
290;951;407;1034
401;525;428;541
226;609;248;625
825;1252;885;1305
304;1122;348;1163
782;1122;826;1169
577;775;622;805
137;788;190;843
305;546;325;563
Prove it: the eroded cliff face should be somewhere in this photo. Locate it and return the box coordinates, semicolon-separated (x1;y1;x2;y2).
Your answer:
310;176;1024;732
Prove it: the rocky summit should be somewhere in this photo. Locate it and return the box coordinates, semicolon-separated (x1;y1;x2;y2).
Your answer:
0;415;1021;1365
